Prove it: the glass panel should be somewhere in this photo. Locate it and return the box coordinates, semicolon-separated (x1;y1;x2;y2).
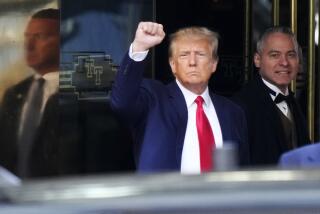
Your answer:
0;0;154;179
59;0;154;175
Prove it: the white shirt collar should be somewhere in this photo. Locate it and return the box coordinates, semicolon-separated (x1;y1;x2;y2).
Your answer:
175;79;211;108
33;71;59;81
33;71;59;93
261;77;289;96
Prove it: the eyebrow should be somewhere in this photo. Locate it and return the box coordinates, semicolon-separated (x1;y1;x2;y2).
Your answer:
267;49;296;54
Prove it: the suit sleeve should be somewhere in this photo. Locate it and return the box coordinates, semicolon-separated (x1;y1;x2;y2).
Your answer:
110;52;147;120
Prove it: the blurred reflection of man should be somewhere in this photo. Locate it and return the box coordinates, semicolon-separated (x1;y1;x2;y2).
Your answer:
0;9;83;178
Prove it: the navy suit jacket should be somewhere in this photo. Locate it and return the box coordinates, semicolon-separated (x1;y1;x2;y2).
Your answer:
111;53;249;172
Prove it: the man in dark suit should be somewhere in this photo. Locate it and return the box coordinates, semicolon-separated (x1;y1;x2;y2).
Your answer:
232;26;310;166
0;9;83;178
111;22;248;174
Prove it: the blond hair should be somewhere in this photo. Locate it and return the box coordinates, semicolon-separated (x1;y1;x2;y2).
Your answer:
168;26;219;59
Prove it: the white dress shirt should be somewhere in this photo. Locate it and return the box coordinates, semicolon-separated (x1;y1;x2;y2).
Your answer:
262;78;292;120
177;81;223;174
129;44;223;174
41;71;59;113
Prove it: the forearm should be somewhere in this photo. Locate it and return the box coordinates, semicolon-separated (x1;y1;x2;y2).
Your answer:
110;52;147;114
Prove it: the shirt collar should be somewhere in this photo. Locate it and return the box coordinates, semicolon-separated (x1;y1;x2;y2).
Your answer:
33;71;59;92
43;71;59;81
176;79;211;108
33;71;59;79
261;77;289;96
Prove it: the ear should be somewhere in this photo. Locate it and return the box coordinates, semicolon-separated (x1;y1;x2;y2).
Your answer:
169;58;176;75
211;57;219;74
254;53;261;68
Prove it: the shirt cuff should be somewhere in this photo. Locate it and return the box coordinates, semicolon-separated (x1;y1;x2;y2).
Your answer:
129;43;149;62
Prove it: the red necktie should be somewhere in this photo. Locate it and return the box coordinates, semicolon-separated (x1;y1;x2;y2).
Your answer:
195;96;215;172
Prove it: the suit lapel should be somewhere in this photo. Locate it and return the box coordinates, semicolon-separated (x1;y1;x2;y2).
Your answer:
210;92;229;141
9;76;34;138
255;76;288;151
288;93;310;146
14;76;34;111
167;81;188;167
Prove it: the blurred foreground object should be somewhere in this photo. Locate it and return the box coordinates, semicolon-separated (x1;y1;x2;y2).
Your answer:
279;143;320;168
1;169;320;213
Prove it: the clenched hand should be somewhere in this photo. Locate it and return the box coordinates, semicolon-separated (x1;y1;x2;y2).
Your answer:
132;22;165;52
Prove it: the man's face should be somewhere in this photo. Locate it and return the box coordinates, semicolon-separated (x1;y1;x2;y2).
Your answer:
24;18;59;75
254;32;299;92
169;36;217;94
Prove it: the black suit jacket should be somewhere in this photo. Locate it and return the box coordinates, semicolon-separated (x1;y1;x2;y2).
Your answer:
232;75;310;166
0;75;84;178
0;76;32;175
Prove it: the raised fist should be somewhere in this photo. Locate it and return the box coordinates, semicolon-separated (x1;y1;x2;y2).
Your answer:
132;22;165;52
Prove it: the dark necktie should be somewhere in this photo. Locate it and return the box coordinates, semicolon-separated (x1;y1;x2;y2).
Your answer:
18;77;45;177
195;96;215;172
